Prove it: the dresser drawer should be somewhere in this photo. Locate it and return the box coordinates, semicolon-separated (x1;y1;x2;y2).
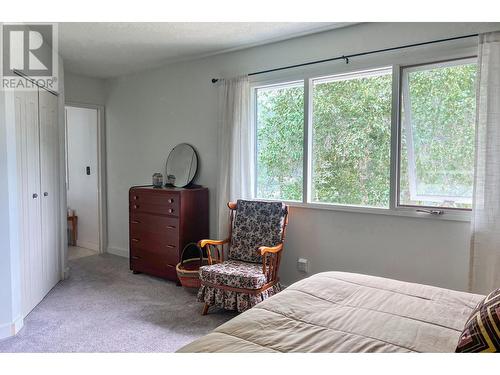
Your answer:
129;190;179;216
130;201;179;216
130;256;177;280
129;229;179;252
130;213;179;236
130;245;179;267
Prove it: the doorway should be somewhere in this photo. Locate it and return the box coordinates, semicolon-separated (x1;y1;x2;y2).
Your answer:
64;104;106;260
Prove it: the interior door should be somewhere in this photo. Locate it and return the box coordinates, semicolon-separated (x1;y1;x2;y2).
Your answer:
14;85;43;316
39;88;61;293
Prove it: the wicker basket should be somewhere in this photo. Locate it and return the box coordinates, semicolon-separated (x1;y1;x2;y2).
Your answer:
176;243;208;288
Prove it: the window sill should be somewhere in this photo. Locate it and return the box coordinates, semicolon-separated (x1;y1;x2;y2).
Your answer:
280;201;471;222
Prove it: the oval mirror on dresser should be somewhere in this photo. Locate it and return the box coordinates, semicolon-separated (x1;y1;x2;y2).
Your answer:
165;143;198;187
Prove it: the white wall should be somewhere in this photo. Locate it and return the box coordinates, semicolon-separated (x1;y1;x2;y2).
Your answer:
105;22;500;291
64;71;106;106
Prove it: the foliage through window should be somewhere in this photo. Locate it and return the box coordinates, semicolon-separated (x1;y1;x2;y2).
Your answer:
399;59;477;209
255;82;304;201
311;68;392;207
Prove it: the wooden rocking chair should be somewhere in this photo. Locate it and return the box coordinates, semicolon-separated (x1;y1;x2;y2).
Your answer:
197;200;289;314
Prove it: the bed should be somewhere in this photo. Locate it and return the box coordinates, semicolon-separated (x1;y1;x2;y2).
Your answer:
177;271;483;352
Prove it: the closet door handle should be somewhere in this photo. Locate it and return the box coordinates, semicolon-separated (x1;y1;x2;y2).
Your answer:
43;192;48;197
32;193;38;199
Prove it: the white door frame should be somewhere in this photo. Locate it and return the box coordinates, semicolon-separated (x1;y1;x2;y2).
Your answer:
64;102;107;254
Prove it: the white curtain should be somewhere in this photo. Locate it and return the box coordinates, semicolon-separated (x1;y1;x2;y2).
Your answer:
470;31;500;294
216;76;254;239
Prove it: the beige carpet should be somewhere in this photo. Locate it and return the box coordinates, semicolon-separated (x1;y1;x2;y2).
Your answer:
0;252;236;352
68;246;98;260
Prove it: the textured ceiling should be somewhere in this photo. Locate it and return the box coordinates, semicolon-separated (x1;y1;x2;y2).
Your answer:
59;22;355;78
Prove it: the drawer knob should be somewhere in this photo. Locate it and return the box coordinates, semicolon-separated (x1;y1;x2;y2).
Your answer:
133;205;139;209
131;255;140;260
168;208;174;213
166;244;176;248
131;238;140;242
133;196;139;200
131;220;141;224
168;198;174;203
166;225;176;229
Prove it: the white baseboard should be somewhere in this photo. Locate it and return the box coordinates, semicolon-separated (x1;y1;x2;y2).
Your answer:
0;316;24;341
76;240;99;251
107;246;129;258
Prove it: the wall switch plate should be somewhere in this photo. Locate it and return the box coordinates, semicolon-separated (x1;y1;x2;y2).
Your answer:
297;258;308;273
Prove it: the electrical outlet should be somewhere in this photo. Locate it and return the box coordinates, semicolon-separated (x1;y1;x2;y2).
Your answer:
297;258;308;273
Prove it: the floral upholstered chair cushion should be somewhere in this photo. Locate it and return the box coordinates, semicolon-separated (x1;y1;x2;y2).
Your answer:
199;260;267;289
228;200;287;263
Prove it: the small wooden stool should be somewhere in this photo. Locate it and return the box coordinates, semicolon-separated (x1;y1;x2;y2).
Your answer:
67;215;78;246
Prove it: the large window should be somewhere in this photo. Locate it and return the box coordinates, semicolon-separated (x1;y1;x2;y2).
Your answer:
253;56;477;216
312;68;392;207
399;59;477;209
255;82;304;201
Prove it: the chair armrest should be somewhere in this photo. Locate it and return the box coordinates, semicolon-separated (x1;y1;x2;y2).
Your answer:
260;243;284;282
198;238;230;248
198;238;230;265
259;243;283;255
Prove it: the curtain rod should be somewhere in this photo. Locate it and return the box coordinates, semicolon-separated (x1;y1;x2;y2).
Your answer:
211;33;479;83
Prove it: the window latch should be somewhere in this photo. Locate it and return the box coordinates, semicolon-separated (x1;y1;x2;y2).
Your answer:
416;209;444;216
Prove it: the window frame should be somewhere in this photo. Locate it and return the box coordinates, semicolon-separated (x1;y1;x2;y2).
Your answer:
396;56;477;213
250;47;477;222
253;80;305;202
309;66;393;208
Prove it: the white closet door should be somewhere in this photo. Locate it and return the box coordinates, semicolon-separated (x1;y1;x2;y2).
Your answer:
14;86;43;316
39;88;61;293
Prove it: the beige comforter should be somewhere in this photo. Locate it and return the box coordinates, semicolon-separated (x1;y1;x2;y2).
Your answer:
178;272;483;352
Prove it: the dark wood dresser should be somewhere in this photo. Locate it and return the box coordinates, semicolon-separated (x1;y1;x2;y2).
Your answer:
128;185;209;282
